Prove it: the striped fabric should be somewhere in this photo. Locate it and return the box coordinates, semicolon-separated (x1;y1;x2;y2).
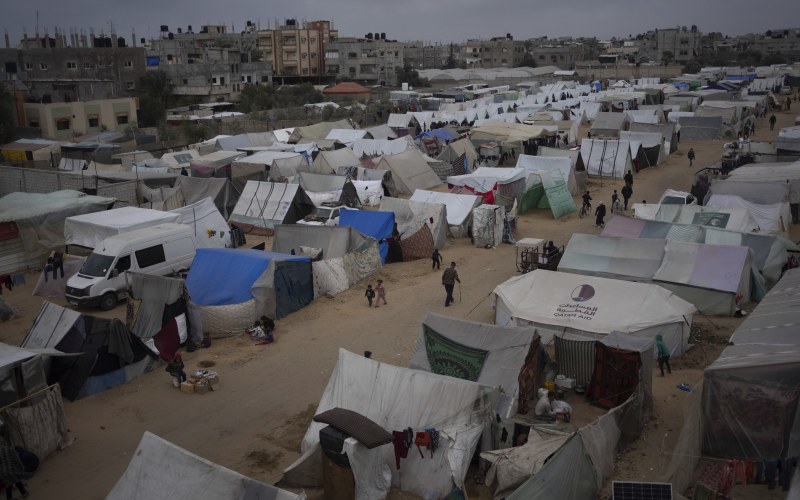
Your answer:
554;336;596;386
451;153;468;177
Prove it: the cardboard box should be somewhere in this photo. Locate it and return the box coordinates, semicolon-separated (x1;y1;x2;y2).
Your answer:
194;383;209;394
208;374;219;386
180;382;194;394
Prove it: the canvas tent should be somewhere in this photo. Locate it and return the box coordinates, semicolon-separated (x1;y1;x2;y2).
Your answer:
618;131;666;167
410;189;482;237
494;270;695;357
676;116;723;140
437;138;478;167
288;119;353;143
472;204;506;247
589;112;629;138
725;161;800;204
580;139;633;179
380;197;447;259
538;146;588;192
108;432;304;500
376;149;443;194
311;148;360;175
282;349;499;500
630;121;679;154
232;151;304;177
632;203;761;233
228;181;315;233
352;137;413;158
271;224;381;298
0;190;115;275
558;233;753;316
64;206;180;250
706;194;791;235
338;210;395;264
705;178;791;206
189;151;245;177
601;215;796;290
186;248;313;332
701;268;800;461
294;171;361;208
409;312;540;418
22;301;154;400
170;197;232;248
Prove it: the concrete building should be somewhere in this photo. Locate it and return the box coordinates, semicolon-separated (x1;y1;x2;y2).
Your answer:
530;43;587;70
462;37;527;68
23;97;138;139
145;23;272;102
325;36;405;85
403;42;452;70
742;28;800;60
256;19;337;78
0;38;146;102
640;27;702;64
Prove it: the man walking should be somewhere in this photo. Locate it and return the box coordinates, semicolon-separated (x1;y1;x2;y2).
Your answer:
769;114;777;130
431;248;442;270
623;170;633;187
621;183;633;211
687;147;695;167
595;201;607;228
441;262;461;307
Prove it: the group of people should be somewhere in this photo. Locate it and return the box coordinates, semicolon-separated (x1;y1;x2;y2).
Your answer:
43;250;64;283
365;280;387;308
534;388;572;423
247;316;276;345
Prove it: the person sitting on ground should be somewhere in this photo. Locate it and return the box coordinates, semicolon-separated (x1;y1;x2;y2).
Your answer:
551;393;572;423
534;390;557;421
248;321;266;341
259;316;275;344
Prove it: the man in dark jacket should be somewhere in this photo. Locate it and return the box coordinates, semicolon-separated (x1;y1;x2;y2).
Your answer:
621;184;633;211
623;170;633;187
441;262;461;307
595;202;607;228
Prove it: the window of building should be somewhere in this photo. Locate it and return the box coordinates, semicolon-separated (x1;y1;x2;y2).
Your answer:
124;60;133;68
126;81;136;90
4;62;16;73
24;62;33;71
66;61;77;69
88;115;100;128
301;38;306;43
220;76;225;85
301;53;307;59
261;75;268;82
28;119;39;128
55;118;70;130
302;68;308;75
539;55;545;60
311;52;317;58
312;68;317;75
116;113;129;125
135;244;166;269
182;78;188;85
84;62;94;69
167;54;173;61
39;63;48;70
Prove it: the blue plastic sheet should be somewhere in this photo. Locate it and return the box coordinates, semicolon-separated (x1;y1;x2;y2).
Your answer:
339;210;395;263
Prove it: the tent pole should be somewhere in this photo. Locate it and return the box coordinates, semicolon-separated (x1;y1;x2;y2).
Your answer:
0;383;60;413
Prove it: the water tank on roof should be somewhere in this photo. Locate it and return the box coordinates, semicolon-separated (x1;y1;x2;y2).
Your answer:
168;32;174;40
365;33;373;40
381;33;386;40
140;38;146;44
160;25;168;32
177;28;182;34
188;25;193;32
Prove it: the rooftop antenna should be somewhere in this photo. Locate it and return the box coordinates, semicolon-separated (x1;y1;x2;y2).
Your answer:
35;10;39;39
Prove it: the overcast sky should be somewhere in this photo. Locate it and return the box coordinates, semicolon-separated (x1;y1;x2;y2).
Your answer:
3;0;799;47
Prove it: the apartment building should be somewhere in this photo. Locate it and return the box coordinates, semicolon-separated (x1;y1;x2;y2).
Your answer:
325;36;405;85
462;37;527;68
256;19;338;78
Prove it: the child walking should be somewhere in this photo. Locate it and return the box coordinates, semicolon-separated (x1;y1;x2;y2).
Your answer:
375;279;387;307
365;284;375;307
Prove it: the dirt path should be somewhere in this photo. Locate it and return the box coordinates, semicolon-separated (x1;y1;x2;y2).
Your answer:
1;107;797;499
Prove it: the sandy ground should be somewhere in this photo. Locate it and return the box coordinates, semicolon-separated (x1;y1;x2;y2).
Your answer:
1;108;798;500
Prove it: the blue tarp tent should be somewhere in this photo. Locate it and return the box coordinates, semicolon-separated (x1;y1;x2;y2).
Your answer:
416;128;459;142
338;210;395;263
186;248;313;322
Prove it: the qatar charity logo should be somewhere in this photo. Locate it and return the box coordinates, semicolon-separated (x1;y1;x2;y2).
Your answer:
570;284;595;302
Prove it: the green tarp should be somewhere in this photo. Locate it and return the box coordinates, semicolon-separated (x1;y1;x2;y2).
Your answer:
423;325;488;381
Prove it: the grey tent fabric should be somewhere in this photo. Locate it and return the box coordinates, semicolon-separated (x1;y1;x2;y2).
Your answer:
589;112;628;138
107;432;304;500
380;197;448;251
554;335;596;387
677;116;723;140
702;268;800;461
706;179;791;206
129;273;184;342
174;176;234;218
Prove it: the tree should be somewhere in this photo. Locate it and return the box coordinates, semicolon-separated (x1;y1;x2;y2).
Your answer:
683;60;701;74
136;71;175;127
395;64;429;88
443;43;457;69
517;52;537;68
0;84;16;143
660;50;675;66
762;52;787;65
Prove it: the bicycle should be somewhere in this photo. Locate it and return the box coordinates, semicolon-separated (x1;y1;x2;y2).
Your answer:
579;202;591;219
612;199;622;214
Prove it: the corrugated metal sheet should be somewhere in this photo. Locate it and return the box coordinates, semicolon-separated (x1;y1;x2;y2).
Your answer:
0;236;40;275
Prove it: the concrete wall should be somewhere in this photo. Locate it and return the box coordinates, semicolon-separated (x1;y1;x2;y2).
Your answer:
23;97;138;139
0;165;138;205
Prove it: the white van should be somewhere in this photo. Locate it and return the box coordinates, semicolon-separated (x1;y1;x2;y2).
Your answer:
65;223;196;310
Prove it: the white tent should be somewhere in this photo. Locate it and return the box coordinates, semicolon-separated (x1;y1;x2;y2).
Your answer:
170;197;231;248
376;149;443;194
706;194;791;235
619;131;666;166
282;349;498;499
494;269;696;356
409;312;539;418
64;207;181;249
580;139;634;179
632;203;761;233
352;137;414;158
515;154;577;195
410;190;482;238
325;129;370;147
447;167;528;194
228;181;315;230
108;432;304;500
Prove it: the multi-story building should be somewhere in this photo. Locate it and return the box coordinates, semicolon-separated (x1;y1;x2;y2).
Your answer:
0;34;146;103
145;23;272;102
403;42;452;70
742;28;800;60
530;42;587;69
640;27;702;63
22;97;138;139
324;36;405;85
462;37;527;68
256;19;337;78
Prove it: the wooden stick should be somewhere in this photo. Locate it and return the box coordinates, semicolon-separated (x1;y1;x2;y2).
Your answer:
0;383;59;413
